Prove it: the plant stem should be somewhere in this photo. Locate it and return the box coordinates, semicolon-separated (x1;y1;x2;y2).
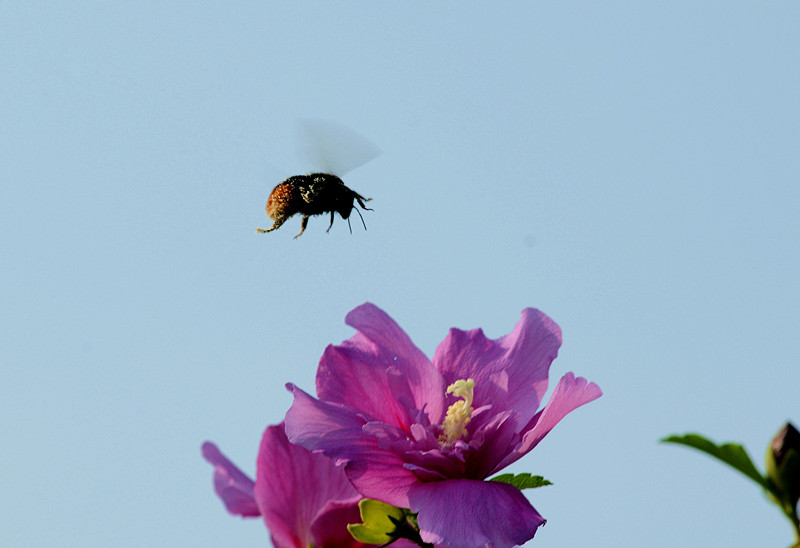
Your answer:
787;504;800;548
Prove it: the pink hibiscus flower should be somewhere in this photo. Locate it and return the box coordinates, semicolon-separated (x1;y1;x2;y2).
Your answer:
285;303;602;548
203;423;399;548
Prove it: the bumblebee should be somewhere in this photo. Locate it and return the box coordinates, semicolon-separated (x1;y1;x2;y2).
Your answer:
256;173;372;239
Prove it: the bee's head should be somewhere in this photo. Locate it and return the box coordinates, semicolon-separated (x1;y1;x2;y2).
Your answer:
338;190;373;231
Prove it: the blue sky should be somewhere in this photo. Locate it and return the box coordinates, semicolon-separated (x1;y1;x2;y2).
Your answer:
2;2;798;547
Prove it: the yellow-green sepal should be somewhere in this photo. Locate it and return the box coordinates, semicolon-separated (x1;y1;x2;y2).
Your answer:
347;499;406;545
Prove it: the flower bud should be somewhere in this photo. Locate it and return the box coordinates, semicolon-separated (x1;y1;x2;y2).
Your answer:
766;422;800;511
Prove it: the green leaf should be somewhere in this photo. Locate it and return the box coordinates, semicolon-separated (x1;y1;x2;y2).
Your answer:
661;433;770;490
489;472;552;490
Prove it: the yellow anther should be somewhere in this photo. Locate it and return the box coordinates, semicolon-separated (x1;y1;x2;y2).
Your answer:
440;379;475;445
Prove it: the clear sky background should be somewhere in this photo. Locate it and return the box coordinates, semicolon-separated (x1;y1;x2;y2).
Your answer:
2;2;798;547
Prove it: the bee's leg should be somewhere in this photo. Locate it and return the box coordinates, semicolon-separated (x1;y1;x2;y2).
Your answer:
353;207;367;231
256;217;286;234
326;211;335;233
355;195;373;211
293;215;310;239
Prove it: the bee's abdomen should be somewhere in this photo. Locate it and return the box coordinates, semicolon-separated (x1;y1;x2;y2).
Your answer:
266;179;300;220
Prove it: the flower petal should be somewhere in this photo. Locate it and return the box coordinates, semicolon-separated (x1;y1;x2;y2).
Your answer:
463;409;521;479
285;384;419;508
408;479;545;548
344;447;422;509
200;442;260;518
317;344;415;429
433;308;562;427
284;383;369;456
255;424;361;548
494;372;603;472
308;499;365;548
317;303;446;425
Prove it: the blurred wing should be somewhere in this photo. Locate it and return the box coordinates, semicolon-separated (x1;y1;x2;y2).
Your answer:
295;118;381;176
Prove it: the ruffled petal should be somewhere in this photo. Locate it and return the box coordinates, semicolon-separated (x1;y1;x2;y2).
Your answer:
463;409;520;479
408;479;545;548
493;372;603;472
317;303;446;425
433;308;562;427
317;343;415;429
255;424;360;548
343;450;424;508
284;384;370;456
200;442;260;518
285;384;419;508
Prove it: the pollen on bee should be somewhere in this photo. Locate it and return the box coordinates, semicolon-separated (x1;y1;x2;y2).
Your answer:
266;182;294;219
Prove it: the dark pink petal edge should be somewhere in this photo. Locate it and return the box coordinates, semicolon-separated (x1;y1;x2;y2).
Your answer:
200;442;260;518
255;424;366;548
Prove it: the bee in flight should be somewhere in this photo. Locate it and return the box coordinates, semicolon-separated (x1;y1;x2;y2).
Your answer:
257;119;379;239
256;173;372;239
